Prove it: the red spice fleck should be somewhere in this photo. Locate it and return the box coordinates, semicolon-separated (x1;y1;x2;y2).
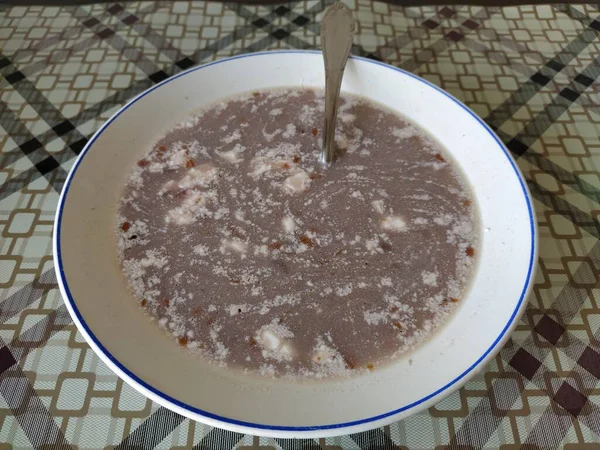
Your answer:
249;337;257;346
268;241;282;250
140;299;147;307
178;336;188;346
206;317;215;326
253;91;260;97
120;222;131;232
309;226;319;233
309;172;322;180
435;153;446;162
185;159;196;169
450;297;460;303
463;199;472;207
159;145;166;152
393;322;403;330
292;156;301;163
192;306;203;316
343;355;356;369
228;225;244;239
379;240;392;252
162;298;170;307
282;163;291;169
299;235;314;247
367;363;375;370
390;306;399;313
312;127;318;137
466;246;475;257
137;159;149;167
229;278;241;284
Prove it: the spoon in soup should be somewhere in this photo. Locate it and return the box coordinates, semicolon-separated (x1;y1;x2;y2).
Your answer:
320;2;356;164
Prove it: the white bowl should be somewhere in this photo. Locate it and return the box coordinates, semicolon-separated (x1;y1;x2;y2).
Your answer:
53;51;537;438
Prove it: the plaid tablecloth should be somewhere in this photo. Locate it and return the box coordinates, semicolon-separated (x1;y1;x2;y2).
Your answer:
1;1;600;448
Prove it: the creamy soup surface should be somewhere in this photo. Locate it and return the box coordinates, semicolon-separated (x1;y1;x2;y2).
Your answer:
117;89;478;379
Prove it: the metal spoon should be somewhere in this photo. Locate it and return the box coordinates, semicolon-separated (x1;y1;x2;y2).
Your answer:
320;2;355;164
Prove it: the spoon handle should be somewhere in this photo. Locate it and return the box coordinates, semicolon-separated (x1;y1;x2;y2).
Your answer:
320;2;355;164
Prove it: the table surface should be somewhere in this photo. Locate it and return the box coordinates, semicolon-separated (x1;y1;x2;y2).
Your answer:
1;1;600;449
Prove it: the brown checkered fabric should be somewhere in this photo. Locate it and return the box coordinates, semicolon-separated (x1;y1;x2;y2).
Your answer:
1;1;599;448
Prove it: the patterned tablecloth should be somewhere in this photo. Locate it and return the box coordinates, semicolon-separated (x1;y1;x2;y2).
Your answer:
1;1;600;448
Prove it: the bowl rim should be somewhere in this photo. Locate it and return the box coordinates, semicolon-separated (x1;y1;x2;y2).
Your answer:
53;49;537;434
